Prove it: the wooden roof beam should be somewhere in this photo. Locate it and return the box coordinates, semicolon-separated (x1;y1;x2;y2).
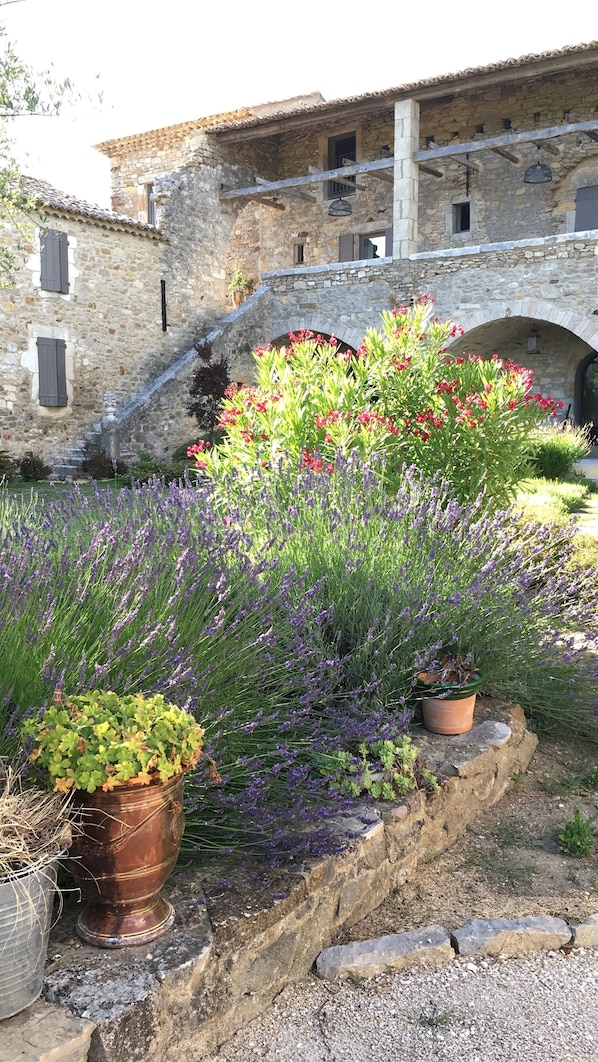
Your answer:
419;163;444;177
220;157;394;201
255;177;316;203
414;118;598;162
491;146;520;163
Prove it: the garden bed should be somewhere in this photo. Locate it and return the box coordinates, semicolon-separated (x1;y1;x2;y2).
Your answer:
7;698;537;1062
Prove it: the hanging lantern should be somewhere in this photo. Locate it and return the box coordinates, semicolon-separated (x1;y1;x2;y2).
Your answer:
523;160;553;184
328;197;352;217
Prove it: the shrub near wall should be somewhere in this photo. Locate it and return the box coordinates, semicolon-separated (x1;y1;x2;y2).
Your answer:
192;297;562;508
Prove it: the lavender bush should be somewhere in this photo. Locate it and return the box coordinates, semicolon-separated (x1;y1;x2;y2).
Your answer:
247;460;598;736
2;466;597;862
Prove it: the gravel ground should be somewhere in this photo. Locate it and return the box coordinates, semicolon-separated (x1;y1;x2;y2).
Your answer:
205;948;598;1061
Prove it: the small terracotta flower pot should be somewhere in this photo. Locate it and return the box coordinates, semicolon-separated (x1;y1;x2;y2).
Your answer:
421;692;477;735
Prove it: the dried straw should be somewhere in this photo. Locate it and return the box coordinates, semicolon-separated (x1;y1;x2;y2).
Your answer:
0;764;72;879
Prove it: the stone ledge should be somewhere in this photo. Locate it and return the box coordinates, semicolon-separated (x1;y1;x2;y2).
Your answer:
0;1000;95;1062
0;698;540;1061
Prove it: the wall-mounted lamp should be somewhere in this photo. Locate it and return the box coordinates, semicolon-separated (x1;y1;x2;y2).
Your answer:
527;324;541;354
328;197;352;217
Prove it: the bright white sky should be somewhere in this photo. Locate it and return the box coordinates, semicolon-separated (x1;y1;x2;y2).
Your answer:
3;0;598;207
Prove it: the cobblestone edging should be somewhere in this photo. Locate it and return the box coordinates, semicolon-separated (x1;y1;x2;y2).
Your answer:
1;700;543;1062
316;913;598;980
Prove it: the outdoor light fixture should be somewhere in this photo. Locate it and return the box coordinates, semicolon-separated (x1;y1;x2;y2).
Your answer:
328;197;352;217
523;146;552;184
527;324;541;354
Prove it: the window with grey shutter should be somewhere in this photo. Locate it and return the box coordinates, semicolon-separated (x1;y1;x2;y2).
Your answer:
575;187;598;232
40;230;69;293
37;338;67;406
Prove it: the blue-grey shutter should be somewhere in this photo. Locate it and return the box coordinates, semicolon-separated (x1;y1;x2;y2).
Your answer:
385;226;393;259
40;230;69;292
37;338;67;406
575;187;598;232
338;233;354;262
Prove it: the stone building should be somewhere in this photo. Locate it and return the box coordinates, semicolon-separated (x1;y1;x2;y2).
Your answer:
3;41;598;471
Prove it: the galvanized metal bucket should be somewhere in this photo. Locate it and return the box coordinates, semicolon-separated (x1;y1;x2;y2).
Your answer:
0;855;61;1020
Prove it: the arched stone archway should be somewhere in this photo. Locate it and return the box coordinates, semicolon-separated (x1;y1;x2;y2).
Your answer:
271;316;363;352
454;298;598;351
576;350;598;438
450;299;598;423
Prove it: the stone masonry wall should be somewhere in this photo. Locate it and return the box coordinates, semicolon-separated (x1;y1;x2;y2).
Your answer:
417;68;598;252
224;67;598;274
0;213;178;464
265;232;598;416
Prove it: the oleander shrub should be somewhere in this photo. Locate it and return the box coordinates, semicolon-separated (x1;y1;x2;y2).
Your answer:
190;296;562;508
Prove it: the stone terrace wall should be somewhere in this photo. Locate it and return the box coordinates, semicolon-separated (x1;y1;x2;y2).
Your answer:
265;233;598;409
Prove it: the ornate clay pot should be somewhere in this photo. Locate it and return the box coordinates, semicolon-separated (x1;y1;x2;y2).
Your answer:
68;774;185;948
421;691;477;735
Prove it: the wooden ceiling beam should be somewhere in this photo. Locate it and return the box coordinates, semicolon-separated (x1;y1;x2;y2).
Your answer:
418;163;444;177
220;157;393;201
414;118;598;162
491;146;520;163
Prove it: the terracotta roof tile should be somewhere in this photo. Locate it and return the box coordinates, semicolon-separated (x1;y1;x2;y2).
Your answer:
23;176;158;235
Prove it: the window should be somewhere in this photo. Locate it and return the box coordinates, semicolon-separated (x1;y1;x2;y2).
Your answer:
146;183;157;226
339;227;393;263
453;201;471;234
40;230;69;293
293;242;305;266
326;132;356;199
359;233;387;260
37;338;67;406
575;186;598;231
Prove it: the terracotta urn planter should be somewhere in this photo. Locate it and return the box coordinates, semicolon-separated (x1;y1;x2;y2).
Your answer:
68;774;185;948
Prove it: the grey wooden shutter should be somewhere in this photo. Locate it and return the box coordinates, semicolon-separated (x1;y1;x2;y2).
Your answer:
385;226;393;259
575;187;598;232
338;233;355;262
40;230;69;292
37;338;67;406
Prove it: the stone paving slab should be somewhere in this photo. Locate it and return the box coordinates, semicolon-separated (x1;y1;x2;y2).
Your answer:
0;999;95;1062
451;915;572;958
316;924;453;979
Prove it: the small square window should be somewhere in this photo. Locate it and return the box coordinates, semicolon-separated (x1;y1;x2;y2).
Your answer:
453;201;471;233
293;242;305;266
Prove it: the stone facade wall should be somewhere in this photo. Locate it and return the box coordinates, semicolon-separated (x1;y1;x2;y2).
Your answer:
417;68;598;251
0;213;179;464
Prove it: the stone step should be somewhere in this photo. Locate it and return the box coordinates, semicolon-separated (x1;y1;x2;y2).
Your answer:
0;999;95;1062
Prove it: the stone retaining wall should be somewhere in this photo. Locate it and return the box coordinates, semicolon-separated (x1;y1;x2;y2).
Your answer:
3;699;541;1062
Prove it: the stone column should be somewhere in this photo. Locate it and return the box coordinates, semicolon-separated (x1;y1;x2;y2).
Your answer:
393;99;420;260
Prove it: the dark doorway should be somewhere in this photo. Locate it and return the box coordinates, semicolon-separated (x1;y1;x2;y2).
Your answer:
579;352;598;439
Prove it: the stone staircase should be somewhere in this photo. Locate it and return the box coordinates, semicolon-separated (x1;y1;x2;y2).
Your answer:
49;288;269;478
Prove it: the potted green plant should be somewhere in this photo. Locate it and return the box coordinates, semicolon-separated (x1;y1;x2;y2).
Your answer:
22;689;212;949
416;653;483;735
228;268;256;307
0;765;72;1019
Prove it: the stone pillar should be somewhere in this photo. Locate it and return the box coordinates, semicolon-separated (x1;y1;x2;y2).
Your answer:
393;99;420;260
